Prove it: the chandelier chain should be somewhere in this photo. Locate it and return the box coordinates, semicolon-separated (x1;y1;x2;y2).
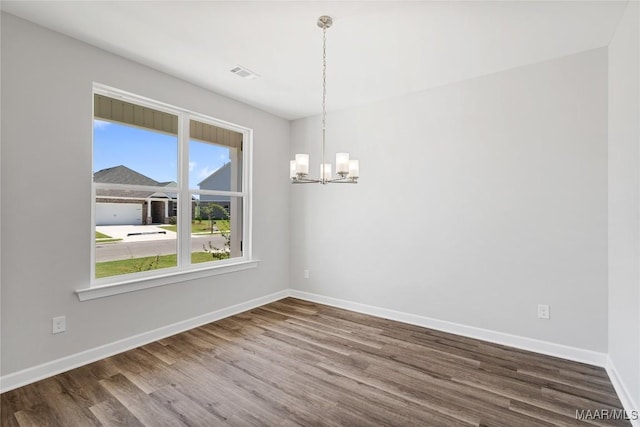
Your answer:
322;25;327;131
321;24;327;182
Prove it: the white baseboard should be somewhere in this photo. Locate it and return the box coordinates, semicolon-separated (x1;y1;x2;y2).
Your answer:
289;290;608;367
605;357;640;427
0;288;618;399
0;289;289;393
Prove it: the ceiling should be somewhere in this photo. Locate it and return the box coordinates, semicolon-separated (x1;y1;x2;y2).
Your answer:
1;1;629;120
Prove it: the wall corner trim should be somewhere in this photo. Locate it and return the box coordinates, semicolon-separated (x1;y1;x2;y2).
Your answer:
605;356;640;427
289;290;609;367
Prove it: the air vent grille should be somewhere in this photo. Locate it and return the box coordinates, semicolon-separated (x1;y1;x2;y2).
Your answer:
230;65;260;80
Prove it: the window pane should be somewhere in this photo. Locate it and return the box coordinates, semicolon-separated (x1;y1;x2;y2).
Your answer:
189;120;242;191
94;196;179;279
191;196;243;265
93;118;178;187
93;94;180;279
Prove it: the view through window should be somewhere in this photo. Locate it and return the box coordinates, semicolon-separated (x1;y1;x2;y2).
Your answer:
93;89;247;282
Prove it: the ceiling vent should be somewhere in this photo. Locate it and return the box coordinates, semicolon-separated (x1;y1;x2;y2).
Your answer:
230;65;260;80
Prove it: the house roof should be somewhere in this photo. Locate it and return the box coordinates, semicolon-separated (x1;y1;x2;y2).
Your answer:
94;165;160;186
94;165;175;200
159;182;178;200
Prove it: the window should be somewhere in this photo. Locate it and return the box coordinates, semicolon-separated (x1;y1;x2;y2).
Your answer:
90;84;253;291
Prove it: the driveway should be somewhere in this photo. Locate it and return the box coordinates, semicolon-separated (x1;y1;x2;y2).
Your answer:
96;225;176;242
95;225;229;262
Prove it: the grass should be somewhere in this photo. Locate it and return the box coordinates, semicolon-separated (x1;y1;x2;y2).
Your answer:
95;252;228;278
159;220;230;234
96;231;122;243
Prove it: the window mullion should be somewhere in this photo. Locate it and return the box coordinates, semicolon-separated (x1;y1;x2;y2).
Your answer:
242;129;252;260
190;190;244;197
90;183;97;281
178;114;191;268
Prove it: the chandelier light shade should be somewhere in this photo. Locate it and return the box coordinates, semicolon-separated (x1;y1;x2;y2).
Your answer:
290;15;359;185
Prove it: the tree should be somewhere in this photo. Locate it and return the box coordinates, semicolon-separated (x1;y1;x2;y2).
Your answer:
199;202;228;234
200;202;231;260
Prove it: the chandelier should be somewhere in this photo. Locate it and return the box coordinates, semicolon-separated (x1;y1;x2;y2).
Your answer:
290;15;359;184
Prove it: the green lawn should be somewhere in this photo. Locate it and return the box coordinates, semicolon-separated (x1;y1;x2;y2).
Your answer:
95;252;229;278
95;231;122;243
159;220;230;234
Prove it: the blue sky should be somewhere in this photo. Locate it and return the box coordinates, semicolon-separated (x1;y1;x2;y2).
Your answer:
93;120;229;188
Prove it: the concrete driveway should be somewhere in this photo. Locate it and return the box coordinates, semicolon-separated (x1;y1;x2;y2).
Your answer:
96;225;176;242
95;224;229;262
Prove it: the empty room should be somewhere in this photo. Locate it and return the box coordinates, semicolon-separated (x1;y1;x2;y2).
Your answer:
1;1;639;426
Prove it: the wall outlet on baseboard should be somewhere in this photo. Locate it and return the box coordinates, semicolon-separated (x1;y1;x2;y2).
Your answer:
538;304;550;320
303;269;310;279
52;316;66;334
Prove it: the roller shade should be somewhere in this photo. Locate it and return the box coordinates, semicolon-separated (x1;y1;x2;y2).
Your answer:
190;120;242;149
94;94;178;135
94;94;242;149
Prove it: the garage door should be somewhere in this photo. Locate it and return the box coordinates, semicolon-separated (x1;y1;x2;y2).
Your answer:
96;202;142;225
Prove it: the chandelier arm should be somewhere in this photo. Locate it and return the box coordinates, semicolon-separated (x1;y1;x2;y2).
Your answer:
326;177;358;184
292;178;322;184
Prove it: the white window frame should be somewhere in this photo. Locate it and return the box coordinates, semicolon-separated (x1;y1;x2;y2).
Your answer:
76;84;257;301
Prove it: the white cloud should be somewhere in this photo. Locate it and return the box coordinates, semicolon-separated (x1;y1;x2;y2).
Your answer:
189;161;196;172
197;166;214;180
93;119;111;130
194;160;229;182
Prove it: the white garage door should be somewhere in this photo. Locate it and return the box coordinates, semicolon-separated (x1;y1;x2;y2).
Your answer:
96;203;142;225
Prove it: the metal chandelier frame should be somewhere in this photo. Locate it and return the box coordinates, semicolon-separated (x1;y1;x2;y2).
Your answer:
290;15;360;185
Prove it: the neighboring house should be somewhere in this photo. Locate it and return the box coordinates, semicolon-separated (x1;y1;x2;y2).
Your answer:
198;162;231;216
94;165;178;225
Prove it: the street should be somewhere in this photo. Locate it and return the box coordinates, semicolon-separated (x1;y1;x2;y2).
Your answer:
96;235;228;262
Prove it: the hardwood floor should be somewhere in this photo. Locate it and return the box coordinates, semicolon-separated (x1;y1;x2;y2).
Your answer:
1;298;630;426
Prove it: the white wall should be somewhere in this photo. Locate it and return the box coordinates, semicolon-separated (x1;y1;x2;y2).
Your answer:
290;48;609;352
608;0;640;410
0;13;290;376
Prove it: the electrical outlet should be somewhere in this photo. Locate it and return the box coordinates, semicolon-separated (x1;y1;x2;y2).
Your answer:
52;316;66;334
304;269;310;279
537;304;550;320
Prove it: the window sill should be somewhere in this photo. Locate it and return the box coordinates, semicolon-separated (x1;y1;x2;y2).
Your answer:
76;259;259;301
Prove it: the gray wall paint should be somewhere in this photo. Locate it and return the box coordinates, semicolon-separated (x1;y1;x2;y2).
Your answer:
608;1;640;408
290;48;609;352
0;13;290;375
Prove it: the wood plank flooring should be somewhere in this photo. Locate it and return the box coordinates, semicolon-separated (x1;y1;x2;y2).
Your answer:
1;298;630;426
